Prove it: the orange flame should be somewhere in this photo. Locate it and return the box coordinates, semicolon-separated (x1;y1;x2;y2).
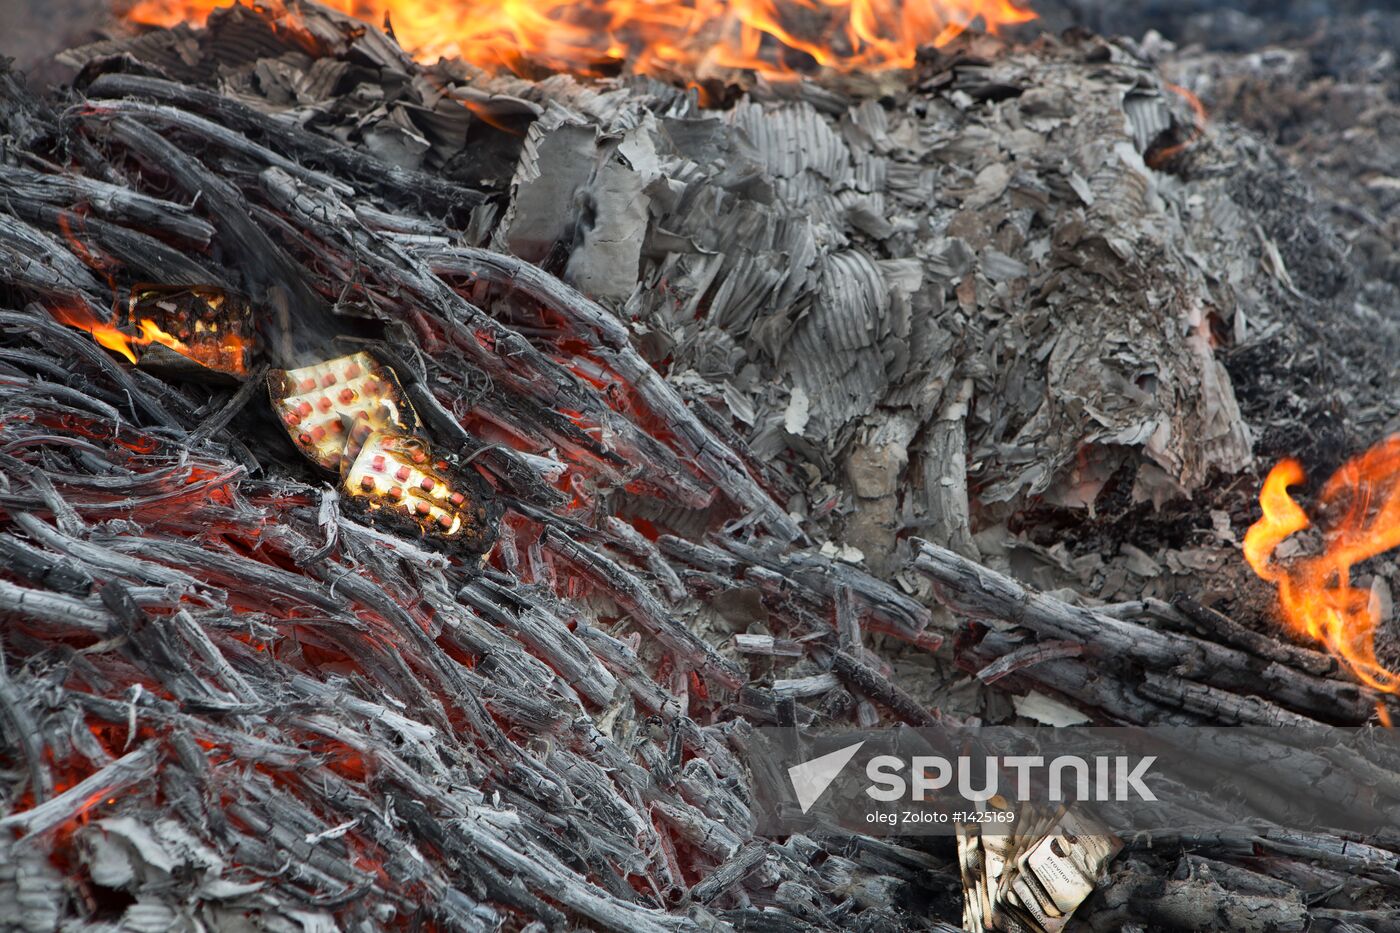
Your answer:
50;303;142;363
121;0;1035;82
1244;436;1400;693
1147;81;1207;168
49;302;247;373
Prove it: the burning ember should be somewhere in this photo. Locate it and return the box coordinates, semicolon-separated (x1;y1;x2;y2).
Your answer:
344;430;498;547
1245;436;1400;692
270;352;500;552
121;0;1035;81
51;286;253;378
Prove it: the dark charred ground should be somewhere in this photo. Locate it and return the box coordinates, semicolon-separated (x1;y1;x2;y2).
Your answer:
1001;0;1400;671
10;0;1397;708
0;3;1398;930
1044;1;1400;469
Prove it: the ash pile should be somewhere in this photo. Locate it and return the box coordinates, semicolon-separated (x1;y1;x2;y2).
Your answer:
1;1;1399;931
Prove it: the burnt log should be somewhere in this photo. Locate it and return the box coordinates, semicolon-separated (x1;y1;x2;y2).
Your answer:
914;540;1383;724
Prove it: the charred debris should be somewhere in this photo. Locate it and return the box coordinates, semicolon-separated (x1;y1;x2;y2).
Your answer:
0;1;1398;930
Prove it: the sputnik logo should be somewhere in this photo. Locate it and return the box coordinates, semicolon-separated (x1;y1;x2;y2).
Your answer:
788;741;864;813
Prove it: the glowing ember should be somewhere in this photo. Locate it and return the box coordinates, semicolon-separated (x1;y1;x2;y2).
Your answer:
1146;82;1207;168
49;290;252;378
129;285;253;376
121;0;1035;83
1244;436;1400;693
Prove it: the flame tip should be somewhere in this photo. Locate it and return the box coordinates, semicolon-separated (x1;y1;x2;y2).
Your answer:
1247;436;1400;693
121;0;1036;87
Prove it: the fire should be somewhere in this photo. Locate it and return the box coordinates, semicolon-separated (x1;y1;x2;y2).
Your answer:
1146;81;1207;168
1244;436;1400;693
48;302;249;375
121;0;1035;82
50;303;144;363
269;353;500;552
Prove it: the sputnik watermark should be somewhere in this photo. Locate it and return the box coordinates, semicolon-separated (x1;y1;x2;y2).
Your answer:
865;754;1157;803
788;741;865;813
789;746;1156;813
753;726;1400;836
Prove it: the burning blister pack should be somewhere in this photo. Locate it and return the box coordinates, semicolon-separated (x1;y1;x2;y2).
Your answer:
270;352;498;554
268;352;421;472
128;284;254;379
958;803;1120;933
342;431;498;553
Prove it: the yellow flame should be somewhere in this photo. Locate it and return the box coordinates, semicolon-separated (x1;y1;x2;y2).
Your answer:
122;0;1035;82
1245;437;1400;693
49;303;248;373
